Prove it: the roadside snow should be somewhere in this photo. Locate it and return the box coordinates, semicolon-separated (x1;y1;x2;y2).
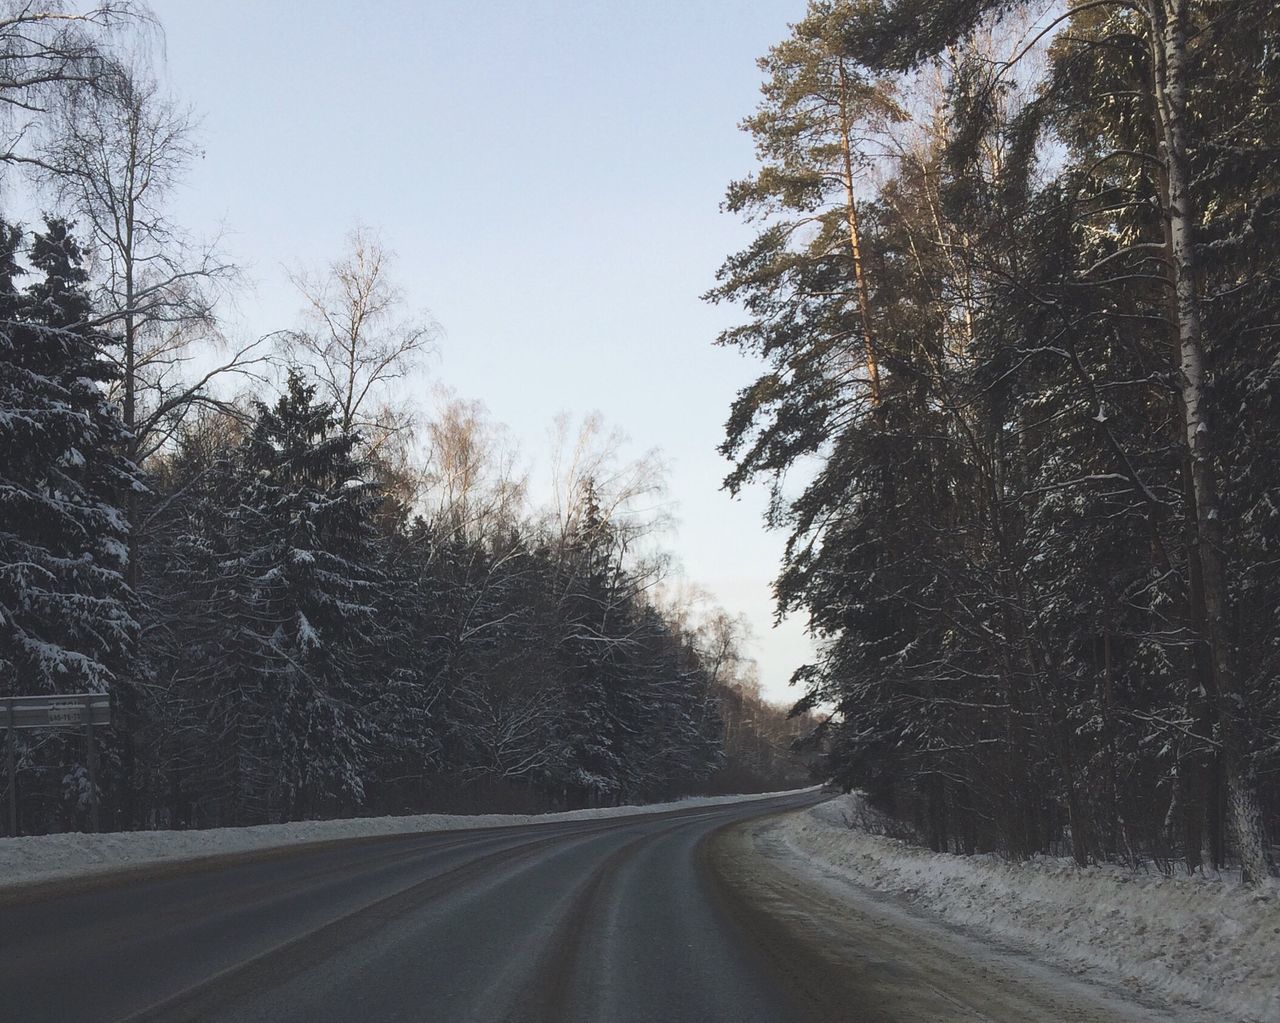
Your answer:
0;788;811;891
777;794;1280;1023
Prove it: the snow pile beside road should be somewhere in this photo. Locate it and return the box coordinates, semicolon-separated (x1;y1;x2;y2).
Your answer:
779;794;1280;1023
0;788;810;891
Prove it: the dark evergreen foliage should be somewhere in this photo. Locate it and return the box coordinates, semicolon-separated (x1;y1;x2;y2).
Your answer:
0;219;136;696
714;0;1280;876
0;7;827;836
122;383;766;826
0;218;137;829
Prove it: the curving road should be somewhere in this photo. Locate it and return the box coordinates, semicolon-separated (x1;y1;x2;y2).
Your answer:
0;792;834;1023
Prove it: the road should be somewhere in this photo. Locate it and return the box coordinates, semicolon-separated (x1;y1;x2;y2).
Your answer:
0;791;1199;1023
1;792;836;1023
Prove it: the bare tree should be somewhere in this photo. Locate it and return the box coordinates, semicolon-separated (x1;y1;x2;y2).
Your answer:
549;411;670;550
1142;0;1268;886
283;226;438;452
0;0;143;177
421;392;527;541
39;67;256;464
653;582;757;690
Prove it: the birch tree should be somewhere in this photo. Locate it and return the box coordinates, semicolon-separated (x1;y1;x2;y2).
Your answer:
0;0;139;174
39;69;249;465
283;226;437;455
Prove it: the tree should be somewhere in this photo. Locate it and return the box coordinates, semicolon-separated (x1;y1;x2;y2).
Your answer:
421;393;526;541
0;217;136;695
548;411;669;555
716;0;1279;880
161;372;392;822
0;217;137;830
0;0;140;173
39;67;249;467
729;1;904;407
282;226;437;455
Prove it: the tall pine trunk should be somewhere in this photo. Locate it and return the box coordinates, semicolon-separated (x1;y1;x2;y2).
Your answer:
837;63;882;404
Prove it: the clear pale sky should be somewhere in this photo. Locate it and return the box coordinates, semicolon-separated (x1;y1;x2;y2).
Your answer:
153;0;813;703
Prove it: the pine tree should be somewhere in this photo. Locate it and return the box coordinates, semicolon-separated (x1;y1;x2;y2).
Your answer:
717;0;1280;878
707;3;903;495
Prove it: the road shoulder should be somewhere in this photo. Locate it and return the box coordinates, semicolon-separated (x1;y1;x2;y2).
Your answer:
709;812;1220;1023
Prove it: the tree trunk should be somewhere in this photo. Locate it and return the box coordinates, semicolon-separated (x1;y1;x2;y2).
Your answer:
1148;0;1269;883
1101;628;1121;861
837;63;882;404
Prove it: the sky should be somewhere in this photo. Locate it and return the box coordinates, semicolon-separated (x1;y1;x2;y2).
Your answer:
151;0;814;702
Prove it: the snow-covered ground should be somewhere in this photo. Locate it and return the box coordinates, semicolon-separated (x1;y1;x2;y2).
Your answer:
776;794;1280;1023
0;788;811;891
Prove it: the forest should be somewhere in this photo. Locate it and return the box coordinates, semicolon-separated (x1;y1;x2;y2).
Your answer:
713;0;1279;881
0;2;810;835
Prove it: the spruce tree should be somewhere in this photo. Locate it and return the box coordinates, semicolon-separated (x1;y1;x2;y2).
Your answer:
0;218;136;698
172;371;390;822
0;218;136;830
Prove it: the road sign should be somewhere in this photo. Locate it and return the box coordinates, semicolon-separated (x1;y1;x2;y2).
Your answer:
3;693;111;730
5;694;111;836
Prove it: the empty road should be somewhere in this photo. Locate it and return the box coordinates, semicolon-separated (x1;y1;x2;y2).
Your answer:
1;792;837;1023
1;791;1196;1023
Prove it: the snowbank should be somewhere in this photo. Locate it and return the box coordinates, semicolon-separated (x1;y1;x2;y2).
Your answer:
778;794;1280;1023
0;788;810;891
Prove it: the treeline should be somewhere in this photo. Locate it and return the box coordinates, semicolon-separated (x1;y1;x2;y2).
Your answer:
137;373;733;824
714;0;1278;880
0;2;807;834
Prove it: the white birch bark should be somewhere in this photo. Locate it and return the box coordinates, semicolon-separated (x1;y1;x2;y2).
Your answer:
1148;0;1269;884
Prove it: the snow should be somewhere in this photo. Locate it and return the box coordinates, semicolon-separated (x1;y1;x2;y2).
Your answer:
775;794;1280;1023
0;787;813;891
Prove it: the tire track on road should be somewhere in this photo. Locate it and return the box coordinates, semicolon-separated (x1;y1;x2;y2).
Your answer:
502;815;712;1023
117;829;583;1023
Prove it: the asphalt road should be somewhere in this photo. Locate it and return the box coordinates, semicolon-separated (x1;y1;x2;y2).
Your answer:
0;791;835;1023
